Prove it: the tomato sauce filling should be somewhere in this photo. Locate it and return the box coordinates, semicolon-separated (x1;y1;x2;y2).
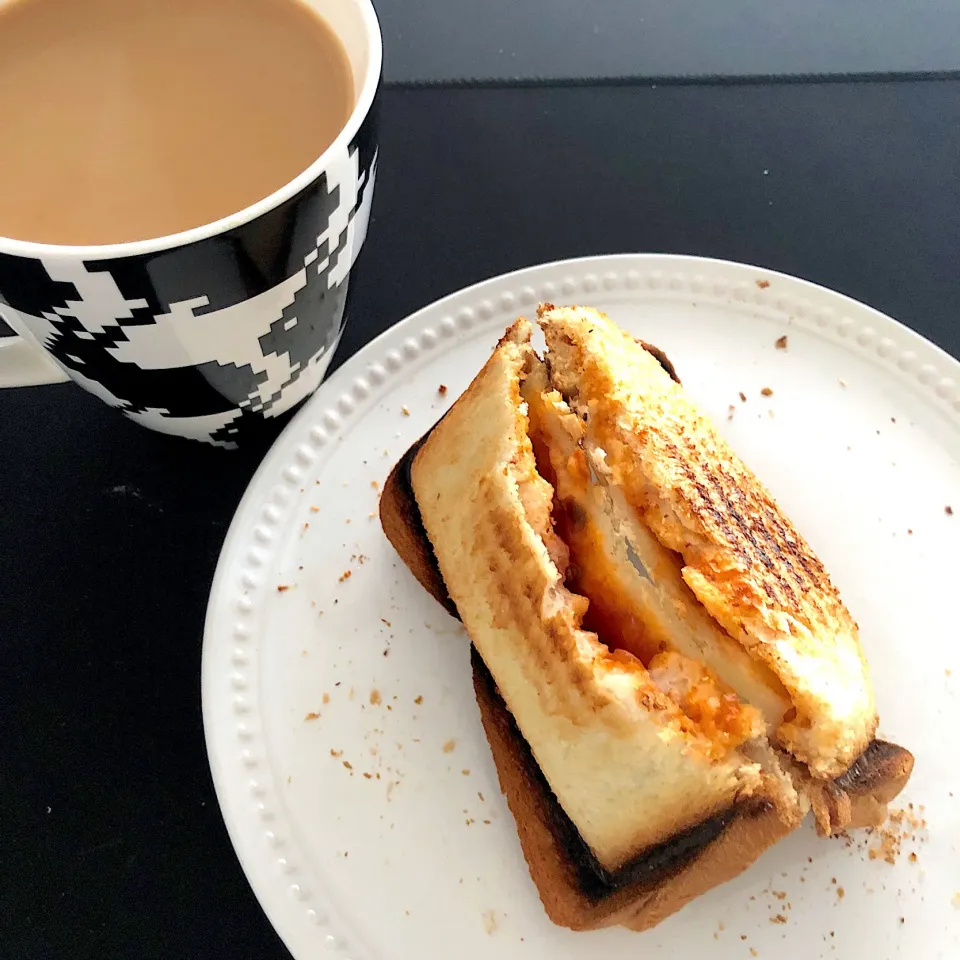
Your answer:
526;393;759;752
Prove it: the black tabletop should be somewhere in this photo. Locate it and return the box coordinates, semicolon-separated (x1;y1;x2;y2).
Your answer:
3;78;958;960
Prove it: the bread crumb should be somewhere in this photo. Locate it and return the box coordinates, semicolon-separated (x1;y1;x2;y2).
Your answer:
772;890;787;900
836;887;845;900
414;695;423;705
309;505;319;513
947;668;952;677
338;570;352;583
727;404;736;421
342;760;352;770
371;480;379;490
909;852;918;863
750;949;758;957
442;739;456;753
908;528;913;535
461;769;470;776
304;712;320;721
322;693;330;704
775;335;788;349
401;405;410;416
439;384;448;396
277;584;290;592
330;748;342;757
482;910;497;935
739;391;747;403
946;505;954;516
741;934;748;941
718;921;725;931
756;279;770;289
952;892;960;908
760;386;773;397
771;914;787;924
839;378;847;388
370;689;381;706
869;806;927;863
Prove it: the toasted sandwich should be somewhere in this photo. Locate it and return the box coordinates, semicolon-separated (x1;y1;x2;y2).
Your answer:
380;305;913;931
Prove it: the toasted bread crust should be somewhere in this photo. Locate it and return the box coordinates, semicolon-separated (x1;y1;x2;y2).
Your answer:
538;304;877;777
380;431;458;618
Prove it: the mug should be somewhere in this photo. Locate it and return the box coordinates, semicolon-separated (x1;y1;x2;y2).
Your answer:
0;0;381;449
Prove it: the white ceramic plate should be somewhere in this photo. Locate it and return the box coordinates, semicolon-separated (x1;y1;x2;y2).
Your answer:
203;255;960;960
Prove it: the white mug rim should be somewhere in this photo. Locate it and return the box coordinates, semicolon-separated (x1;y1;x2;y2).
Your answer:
0;0;382;262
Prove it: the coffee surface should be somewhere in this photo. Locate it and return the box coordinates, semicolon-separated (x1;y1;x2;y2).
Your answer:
0;0;354;245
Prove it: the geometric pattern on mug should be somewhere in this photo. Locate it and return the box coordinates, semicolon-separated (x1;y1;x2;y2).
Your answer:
0;145;376;448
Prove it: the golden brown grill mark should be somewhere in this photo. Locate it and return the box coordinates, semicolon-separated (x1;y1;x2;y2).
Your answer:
635;373;839;626
483;486;599;714
650;398;844;624
710;470;804;606
686;474;779;603
672;439;800;610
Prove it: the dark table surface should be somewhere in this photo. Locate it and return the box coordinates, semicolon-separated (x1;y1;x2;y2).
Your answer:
3;78;958;960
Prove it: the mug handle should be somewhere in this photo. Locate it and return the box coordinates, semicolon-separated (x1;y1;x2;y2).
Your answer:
0;326;70;388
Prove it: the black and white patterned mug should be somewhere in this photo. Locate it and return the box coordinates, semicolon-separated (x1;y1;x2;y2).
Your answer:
0;0;380;448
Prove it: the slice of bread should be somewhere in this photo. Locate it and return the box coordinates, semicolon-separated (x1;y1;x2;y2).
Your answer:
407;322;779;870
539;304;877;778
